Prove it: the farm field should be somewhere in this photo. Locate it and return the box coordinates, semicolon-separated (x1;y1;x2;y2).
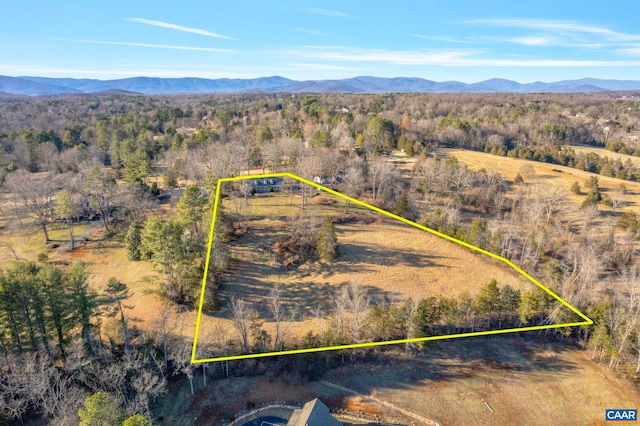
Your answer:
567;145;640;168
431;148;640;214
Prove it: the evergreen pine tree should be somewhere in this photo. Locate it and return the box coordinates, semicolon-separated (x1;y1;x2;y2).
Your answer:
123;414;152;426
316;216;338;263
78;392;124;426
125;221;142;261
176;184;208;239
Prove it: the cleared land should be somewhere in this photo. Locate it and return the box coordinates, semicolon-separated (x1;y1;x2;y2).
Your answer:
174;336;640;426
0;196;181;335
222;191;528;302
567;145;640;168
322;337;640;426
430;148;640;214
194;184;581;359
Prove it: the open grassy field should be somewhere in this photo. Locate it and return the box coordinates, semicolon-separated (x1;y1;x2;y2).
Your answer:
222;191;529;303
0;194;96;261
180;335;640;426
194;185;580;359
431;148;640;215
0;196;174;336
321;336;640;426
566;145;640;168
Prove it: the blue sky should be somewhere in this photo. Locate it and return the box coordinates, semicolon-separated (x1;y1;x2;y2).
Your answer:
2;1;640;82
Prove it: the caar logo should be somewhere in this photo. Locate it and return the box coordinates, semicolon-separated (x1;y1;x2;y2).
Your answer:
606;409;637;423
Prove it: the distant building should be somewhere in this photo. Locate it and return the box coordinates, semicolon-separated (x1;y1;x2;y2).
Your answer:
286;398;342;426
242;177;283;194
313;175;334;185
313;171;345;185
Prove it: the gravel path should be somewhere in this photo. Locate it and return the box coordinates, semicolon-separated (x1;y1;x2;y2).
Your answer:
58;223;103;250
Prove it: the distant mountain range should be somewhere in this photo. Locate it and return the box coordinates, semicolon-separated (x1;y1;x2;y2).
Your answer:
2;75;640;96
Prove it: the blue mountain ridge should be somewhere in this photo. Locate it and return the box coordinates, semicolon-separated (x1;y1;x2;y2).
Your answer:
3;75;640;96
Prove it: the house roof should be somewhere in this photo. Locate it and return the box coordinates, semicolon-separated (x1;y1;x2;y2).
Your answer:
286;398;342;426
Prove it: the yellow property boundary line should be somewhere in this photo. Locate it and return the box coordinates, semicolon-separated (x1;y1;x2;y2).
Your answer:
191;172;593;363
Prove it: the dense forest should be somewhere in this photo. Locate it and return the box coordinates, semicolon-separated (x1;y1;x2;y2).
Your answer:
0;91;639;424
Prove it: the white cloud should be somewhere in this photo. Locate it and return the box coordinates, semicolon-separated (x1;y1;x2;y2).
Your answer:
467;19;640;42
281;46;640;67
304;8;348;17
617;47;640;56
69;39;234;53
508;36;555;46
125;18;237;40
466;58;640;67
514;38;604;49
482;35;605;49
283;46;486;65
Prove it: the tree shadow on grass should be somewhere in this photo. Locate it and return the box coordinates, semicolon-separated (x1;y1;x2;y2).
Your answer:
333;243;449;269
215;220;455;324
321;334;581;396
216;255;408;321
216;258;336;320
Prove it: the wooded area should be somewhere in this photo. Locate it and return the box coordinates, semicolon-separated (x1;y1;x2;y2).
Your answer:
0;91;639;424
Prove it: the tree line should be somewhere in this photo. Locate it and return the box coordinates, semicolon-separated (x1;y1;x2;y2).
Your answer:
0;259;176;424
220;279;559;357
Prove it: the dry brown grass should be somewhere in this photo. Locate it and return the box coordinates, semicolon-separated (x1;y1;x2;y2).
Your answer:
223;191;528;298
62;236;163;331
0;194;92;261
322;337;640;426
185;336;640;426
0;198;169;336
193;189;555;359
567;145;640;168
435;148;640;214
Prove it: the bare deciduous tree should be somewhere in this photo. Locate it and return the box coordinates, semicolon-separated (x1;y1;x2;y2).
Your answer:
130;365;166;417
334;281;370;343
5;170;58;242
229;297;254;353
608;264;640;371
369;156;393;203
84;166;118;230
268;283;297;351
341;159;366;212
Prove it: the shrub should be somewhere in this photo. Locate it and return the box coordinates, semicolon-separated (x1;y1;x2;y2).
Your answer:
272;234;316;268
312;196;335;205
513;173;524;185
570;181;581;194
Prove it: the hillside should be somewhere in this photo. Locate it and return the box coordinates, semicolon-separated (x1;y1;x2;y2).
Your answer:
3;75;640;95
0;75;81;95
